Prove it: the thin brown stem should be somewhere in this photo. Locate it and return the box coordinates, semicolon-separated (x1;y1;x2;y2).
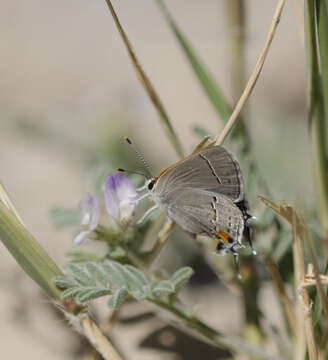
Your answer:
303;223;328;317
214;0;286;146
292;212;317;360
104;0;184;157
79;311;123;360
265;256;297;336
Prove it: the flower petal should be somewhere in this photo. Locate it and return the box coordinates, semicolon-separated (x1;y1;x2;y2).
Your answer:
104;174;119;221
113;172;138;203
119;200;136;222
73;230;90;246
78;193;100;231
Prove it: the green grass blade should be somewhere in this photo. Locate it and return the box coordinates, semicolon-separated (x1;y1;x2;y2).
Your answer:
156;0;232;123
318;1;328;134
305;0;328;238
0;201;63;300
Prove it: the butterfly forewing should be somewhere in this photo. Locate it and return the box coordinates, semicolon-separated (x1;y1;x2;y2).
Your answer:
155;146;244;203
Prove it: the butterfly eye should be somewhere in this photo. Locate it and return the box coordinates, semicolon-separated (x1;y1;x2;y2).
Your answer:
148;181;155;190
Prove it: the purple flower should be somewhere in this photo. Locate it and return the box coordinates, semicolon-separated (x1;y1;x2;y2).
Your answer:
104;172;138;225
74;193;100;245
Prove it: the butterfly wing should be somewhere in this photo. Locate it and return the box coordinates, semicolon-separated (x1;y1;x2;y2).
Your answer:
155;146;244;203
159;187;244;246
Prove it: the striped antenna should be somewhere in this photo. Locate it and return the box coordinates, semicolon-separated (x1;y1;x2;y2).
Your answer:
116;168;148;179
124;137;154;178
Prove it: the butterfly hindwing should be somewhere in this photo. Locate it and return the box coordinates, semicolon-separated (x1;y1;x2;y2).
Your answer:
157;187;244;245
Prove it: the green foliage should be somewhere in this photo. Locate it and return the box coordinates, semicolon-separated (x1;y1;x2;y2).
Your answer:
53;260;194;308
108;288;129;308
66;250;106;263
156;0;231;124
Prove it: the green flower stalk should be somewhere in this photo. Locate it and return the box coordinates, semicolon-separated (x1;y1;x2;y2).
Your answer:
0;191;63;300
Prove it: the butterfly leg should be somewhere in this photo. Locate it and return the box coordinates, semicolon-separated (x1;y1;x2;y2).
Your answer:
243;225;257;255
231;247;242;279
136;204;159;225
136;192;151;203
136;183;148;192
235;200;257;255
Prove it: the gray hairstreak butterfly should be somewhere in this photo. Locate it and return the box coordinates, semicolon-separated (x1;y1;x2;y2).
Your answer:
119;138;255;273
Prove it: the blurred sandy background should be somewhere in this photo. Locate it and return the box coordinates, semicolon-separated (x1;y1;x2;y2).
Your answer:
1;1;309;359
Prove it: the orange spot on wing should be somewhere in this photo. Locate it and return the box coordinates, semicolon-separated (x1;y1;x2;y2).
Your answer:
218;231;232;243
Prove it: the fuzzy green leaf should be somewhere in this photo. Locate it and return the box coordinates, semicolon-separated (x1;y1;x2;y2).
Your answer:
102;261;127;288
115;262;149;292
152;280;175;296
55;260;193;307
53;276;77;289
131;284;152;300
169;267;194;288
68;263;96;287
108;288;129;308
125;265;149;287
62;287;83;300
77;288;111;303
86;262;110;287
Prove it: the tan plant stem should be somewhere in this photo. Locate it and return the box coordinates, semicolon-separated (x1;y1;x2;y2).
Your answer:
303;224;328;316
292;212;317;360
300;275;328;288
145;221;175;267
214;0;286;146
265;256;297;336
104;0;184;157
79;311;123;360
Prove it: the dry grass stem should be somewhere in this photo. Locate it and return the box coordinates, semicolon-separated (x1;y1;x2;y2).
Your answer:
213;0;286;146
303;223;328;316
192;135;212;153
292;211;307;360
104;0;183;157
300;275;328;288
259;196;303;233
80;311;122;360
146;221;176;267
102;308;121;334
259;197;318;359
292;212;318;360
265;256;297;336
